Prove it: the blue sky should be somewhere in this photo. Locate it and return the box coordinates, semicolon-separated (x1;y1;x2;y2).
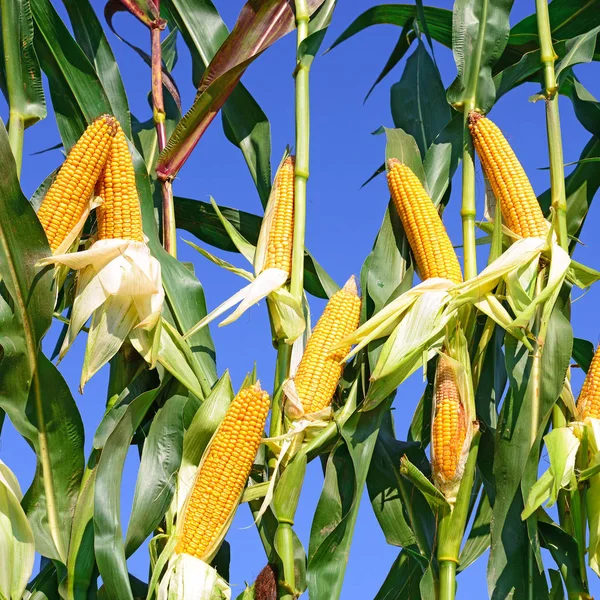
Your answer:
3;0;600;597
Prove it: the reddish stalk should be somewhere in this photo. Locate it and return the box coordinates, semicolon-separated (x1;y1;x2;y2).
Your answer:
150;7;176;256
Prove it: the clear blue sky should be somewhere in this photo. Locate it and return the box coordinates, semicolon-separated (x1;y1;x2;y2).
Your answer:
3;0;600;597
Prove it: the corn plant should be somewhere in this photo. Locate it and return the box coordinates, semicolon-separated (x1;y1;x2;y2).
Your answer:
1;0;600;599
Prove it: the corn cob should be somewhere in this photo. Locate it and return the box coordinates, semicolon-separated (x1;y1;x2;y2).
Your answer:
387;159;463;283
431;356;468;486
96;125;144;242
37;115;117;251
577;345;600;420
263;155;295;272
468;111;547;239
176;382;270;560
293;276;361;415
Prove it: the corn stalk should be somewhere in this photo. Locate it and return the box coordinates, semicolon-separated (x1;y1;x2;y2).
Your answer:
149;3;176;257
275;4;312;596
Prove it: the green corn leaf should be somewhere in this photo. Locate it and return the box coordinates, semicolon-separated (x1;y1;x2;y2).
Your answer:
124;392;189;556
555;25;600;82
0;0;46;133
488;300;572;598
539;135;600;255
573;337;595;373
0;120;84;564
307;403;386;600
391;41;450;158
94;372;168;600
61;0;131;136
368;412;434;555
174;196;338;299
31;0;111;149
327;5;453;53
446;0;514;114
0;460;35;600
458;489;492;572
373;550;426;600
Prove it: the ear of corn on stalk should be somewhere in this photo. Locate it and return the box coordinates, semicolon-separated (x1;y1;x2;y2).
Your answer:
468;111;548;239
37;114;117;251
37;117;163;388
259;155;295;274
387;158;463;284
184;153;304;341
431;356;469;489
176;382;270;562
577;344;600;420
290;276;361;416
96;124;144;242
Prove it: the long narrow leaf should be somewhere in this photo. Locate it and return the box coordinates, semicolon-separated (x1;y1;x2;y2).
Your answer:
0;122;84;562
0;0;46;129
156;0;325;179
61;0;131;136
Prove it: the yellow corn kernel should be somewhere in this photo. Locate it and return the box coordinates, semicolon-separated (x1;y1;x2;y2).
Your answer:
37;115;117;251
176;382;270;560
577;345;600;420
95;124;144;241
387;159;463;284
431;357;468;486
469;111;548;239
294;276;362;415
263;156;295;273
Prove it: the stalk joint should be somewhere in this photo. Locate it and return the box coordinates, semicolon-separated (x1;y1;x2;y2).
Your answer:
295;167;309;180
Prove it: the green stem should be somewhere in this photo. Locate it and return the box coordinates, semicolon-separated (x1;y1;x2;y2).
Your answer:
553;404;574;535
275;5;310;596
289;0;310;304
436;433;481;600
1;0;25;177
268;342;291;471
8;114;24;177
439;560;457;600
573;429;590;594
535;0;568;250
275;523;297;600
461;116;477;280
459;0;490;280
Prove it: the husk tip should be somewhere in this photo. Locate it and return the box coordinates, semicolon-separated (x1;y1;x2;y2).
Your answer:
467;110;484;126
386;157;401;171
342;274;359;296
95;113;119;135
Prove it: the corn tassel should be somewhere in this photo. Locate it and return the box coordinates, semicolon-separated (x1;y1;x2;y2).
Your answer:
260;155;295;274
469;111;548;239
387;159;463;283
37;115;117;251
293;276;361;415
431;356;469;487
176;382;270;560
577;344;600;420
96;124;144;242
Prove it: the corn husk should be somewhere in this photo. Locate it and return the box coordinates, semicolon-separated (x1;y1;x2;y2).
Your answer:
158;554;230;600
431;331;477;503
449;237;571;341
39;238;163;389
183;166;305;343
521;425;580;520
355;281;457;408
0;460;35;600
